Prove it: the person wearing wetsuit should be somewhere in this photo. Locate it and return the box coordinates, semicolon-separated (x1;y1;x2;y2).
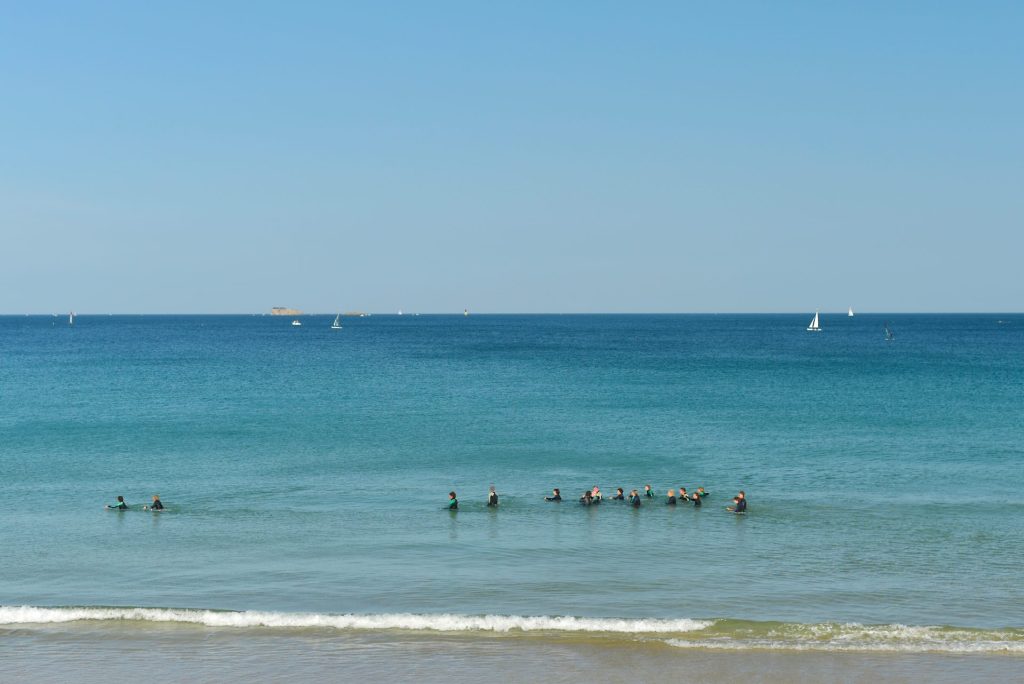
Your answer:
106;495;128;510
666;489;677;506
580;491;593;506
448;492;458;510
696;487;708;498
629;490;642;507
612;488;625;500
690;492;702;507
144;495;164;511
644;484;654;498
487;486;499;507
727;491;747;513
545;488;562;502
678;488;689;504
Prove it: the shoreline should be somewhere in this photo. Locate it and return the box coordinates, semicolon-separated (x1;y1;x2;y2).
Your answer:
3;622;1021;684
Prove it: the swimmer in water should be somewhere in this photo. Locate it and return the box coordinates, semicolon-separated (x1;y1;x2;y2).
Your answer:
142;495;164;511
105;495;128;510
629;489;642;507
726;491;747;513
612;488;625;500
696;487;708;498
487;485;499;507
678;487;689;504
580;490;593;506
591;486;602;503
448;491;458;510
666;489;677;506
690;491;702;507
545;488;562;502
644;484;654;498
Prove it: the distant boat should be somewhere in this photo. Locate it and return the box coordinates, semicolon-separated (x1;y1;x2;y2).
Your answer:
69;312;75;326
398;309;403;316
292;319;302;327
464;309;469;317
848;307;855;317
807;311;821;332
331;314;342;330
884;321;895;341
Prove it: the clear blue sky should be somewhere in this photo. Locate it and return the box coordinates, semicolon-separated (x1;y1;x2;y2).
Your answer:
2;1;1021;313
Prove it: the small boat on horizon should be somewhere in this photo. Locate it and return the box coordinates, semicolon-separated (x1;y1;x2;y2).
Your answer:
848;307;855;317
807;311;821;332
884;321;895;341
331;314;342;330
69;311;75;326
291;319;302;327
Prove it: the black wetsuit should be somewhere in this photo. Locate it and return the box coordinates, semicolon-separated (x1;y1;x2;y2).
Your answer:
151;500;164;510
691;495;701;507
630;495;641;507
735;498;747;513
666;496;676;506
488;493;498;507
545;494;562;501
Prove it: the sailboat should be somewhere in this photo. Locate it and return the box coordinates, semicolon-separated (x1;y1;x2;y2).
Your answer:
69;312;75;326
331;314;342;330
848;307;855;317
291;319;302;327
807;311;821;332
884;321;895;341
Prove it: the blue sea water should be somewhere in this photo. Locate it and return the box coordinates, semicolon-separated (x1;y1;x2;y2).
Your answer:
1;313;1022;663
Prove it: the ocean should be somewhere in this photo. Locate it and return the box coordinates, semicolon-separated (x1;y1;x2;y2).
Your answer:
1;313;1022;682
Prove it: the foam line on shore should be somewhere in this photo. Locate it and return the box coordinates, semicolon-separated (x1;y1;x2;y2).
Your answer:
0;606;710;633
3;606;1021;653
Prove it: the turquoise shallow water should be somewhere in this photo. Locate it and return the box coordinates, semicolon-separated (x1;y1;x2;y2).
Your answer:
1;313;1022;662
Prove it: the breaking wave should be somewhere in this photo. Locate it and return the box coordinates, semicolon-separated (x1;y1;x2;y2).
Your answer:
3;606;1021;653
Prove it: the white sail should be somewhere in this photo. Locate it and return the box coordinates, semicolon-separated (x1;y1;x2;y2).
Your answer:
331;314;342;329
807;311;820;331
848;307;854;317
69;312;75;326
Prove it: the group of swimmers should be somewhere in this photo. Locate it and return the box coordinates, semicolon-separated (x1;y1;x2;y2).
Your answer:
447;486;748;513
105;495;163;511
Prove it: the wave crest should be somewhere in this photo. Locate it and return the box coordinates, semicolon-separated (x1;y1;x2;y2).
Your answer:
4;606;1021;653
0;606;710;634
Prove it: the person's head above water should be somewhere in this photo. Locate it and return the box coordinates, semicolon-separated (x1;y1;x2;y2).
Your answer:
616;488;624;495
449;491;457;499
152;495;160;501
644;484;651;491
116;496;124;503
553;488;560;495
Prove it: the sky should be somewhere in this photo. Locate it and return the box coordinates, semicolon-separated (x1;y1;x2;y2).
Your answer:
2;1;1021;313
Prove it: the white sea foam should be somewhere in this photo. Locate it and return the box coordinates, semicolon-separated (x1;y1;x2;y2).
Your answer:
0;606;711;634
665;621;1024;654
5;607;1020;653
